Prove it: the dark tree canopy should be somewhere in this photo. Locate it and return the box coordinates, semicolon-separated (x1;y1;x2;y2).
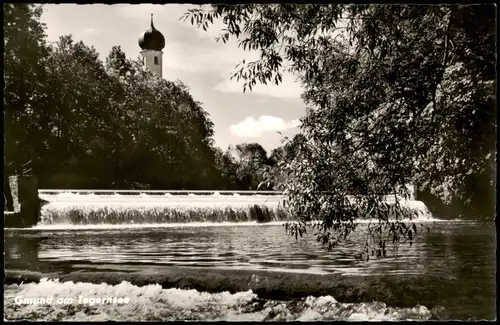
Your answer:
3;4;285;193
183;4;496;256
3;4;494;260
4;4;223;190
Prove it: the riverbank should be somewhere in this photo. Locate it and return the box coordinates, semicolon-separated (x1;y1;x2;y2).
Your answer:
4;266;495;320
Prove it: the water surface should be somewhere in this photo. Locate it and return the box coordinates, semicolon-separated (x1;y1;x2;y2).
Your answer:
3;194;496;320
5;221;495;278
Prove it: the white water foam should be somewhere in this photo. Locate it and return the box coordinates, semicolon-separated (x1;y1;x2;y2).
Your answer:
24;221;288;231
12;218;447;232
39;193;282;204
4;279;432;321
35;193;440;227
39;194;431;213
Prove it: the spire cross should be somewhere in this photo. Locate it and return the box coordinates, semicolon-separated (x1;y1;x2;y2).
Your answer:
150;13;154;28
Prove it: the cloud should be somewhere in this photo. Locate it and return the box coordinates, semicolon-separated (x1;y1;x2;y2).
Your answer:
214;71;303;100
229;115;301;138
82;28;98;34
288;119;302;128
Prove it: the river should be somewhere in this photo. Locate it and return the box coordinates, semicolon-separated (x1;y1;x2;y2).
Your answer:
3;193;496;321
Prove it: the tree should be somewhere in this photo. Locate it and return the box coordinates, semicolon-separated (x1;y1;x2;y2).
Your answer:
4;4;51;176
183;4;496;257
233;143;271;190
103;47;220;189
269;133;306;164
4;4;221;190
105;45;133;78
41;35;119;188
213;147;240;189
267;133;307;188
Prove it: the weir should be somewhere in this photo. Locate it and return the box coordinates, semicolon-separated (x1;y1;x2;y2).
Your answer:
38;189;283;196
5;183;429;228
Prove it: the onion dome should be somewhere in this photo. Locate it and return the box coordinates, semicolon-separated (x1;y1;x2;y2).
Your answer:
138;14;165;51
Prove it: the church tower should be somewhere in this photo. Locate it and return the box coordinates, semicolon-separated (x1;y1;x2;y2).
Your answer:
138;14;165;77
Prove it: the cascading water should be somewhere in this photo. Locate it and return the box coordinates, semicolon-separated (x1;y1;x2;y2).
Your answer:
38;192;289;225
37;191;436;226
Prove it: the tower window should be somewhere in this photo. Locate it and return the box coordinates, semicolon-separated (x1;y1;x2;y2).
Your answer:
154;56;158;65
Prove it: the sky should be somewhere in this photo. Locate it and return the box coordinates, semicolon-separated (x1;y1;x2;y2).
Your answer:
39;4;305;154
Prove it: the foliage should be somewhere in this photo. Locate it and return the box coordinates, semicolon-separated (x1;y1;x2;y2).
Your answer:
103;48;219;189
232;142;273;190
267;134;306;186
183;4;496;257
40;35;119;186
3;4;225;190
2;4;298;194
4;4;51;173
213;147;240;189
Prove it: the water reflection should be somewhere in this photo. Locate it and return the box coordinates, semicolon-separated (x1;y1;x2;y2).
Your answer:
4;222;495;280
4;234;41;271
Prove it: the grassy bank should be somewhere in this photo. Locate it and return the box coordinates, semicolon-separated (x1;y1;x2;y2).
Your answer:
4;266;495;320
